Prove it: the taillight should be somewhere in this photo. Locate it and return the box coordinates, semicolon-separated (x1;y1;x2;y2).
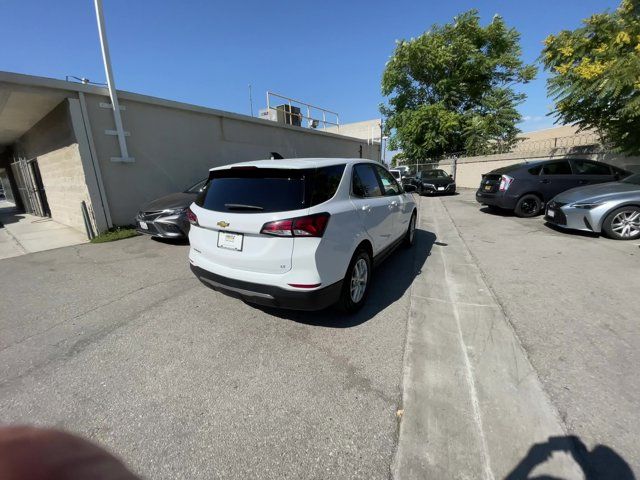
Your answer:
261;213;330;237
186;207;199;226
499;175;514;192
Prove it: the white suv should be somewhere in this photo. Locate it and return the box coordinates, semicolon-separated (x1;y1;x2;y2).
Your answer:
188;158;417;312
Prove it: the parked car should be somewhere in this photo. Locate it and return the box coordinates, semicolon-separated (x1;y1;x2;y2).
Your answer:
476;158;631;217
545;173;640;240
405;169;456;195
188;158;418;312
136;179;207;239
390;168;404;183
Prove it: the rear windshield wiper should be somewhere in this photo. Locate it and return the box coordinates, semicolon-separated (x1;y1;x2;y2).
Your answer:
224;203;264;211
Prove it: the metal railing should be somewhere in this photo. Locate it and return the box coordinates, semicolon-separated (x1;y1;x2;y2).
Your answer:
511;131;601;154
394;132;604;169
265;91;340;130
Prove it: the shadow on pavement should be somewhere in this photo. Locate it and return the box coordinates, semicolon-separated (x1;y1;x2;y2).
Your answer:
261;228;436;328
0;203;26;227
151;236;190;246
505;435;635;480
479;206;519;217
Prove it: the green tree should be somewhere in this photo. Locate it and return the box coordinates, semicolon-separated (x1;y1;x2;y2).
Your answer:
390;152;409;168
542;0;640;154
381;10;536;160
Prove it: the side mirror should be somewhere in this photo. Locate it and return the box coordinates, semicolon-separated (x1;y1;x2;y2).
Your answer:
404;184;417;193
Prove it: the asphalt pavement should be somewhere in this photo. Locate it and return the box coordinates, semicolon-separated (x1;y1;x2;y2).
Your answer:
1;192;637;479
440;189;640;478
0;231;418;479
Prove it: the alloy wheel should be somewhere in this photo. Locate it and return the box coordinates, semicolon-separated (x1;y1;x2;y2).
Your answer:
521;199;538;215
611;210;640;238
350;258;369;303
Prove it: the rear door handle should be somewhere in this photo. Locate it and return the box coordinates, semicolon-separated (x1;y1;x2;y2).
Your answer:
361;204;371;212
389;200;399;209
540;179;550;184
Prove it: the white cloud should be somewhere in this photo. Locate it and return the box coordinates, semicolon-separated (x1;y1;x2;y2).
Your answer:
521;115;546;122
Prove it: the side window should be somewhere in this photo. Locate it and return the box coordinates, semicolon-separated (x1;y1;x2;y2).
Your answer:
613;166;629;177
309;164;346;206
375;166;402;196
572;160;611;175
352;164;383;198
541;161;572;175
528;165;542;175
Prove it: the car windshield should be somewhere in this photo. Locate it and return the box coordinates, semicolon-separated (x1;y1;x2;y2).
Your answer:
422;169;449;178
184;179;207;193
621;173;640;185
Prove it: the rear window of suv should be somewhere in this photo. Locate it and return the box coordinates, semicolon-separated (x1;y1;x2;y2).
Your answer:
195;164;345;213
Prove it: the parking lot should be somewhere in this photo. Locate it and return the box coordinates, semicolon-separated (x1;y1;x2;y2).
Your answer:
441;189;640;476
1;190;638;478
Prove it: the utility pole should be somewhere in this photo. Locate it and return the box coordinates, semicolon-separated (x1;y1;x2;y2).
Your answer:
94;0;133;162
248;84;254;117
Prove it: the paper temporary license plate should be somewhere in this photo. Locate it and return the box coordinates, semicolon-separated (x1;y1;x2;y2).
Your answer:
217;231;243;251
139;221;148;230
484;185;492;191
547;209;556;218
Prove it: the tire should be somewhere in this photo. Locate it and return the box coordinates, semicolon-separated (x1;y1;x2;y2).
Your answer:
514;194;542;218
602;206;640;240
336;247;372;313
403;211;417;248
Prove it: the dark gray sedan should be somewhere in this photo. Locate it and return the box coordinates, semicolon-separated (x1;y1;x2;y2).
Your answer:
545;173;640;240
136;179;206;239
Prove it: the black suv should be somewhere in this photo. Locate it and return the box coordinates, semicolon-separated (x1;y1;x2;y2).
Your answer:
405;169;456;195
476;159;630;217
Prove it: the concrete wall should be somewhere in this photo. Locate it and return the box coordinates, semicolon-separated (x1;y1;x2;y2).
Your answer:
13;101;94;232
452;151;640;189
83;92;381;226
35;144;92;231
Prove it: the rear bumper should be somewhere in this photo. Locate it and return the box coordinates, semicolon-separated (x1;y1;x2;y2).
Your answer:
475;190;518;210
190;264;343;311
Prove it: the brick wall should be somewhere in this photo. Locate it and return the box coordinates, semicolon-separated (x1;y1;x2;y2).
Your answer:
36;143;92;232
14;101;94;233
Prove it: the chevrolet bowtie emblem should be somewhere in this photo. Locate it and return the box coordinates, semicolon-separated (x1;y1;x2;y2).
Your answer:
217;221;230;228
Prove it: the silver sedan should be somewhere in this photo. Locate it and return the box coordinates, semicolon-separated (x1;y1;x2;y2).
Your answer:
545;173;640;240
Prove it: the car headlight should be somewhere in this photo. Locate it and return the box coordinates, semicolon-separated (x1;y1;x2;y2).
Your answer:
423;183;435;188
570;201;603;209
162;207;187;216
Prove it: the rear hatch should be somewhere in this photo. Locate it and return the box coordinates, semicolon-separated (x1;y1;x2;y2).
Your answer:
479;174;502;193
190;167;309;274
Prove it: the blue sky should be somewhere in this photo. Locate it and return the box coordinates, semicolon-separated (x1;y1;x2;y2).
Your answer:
1;0;619;133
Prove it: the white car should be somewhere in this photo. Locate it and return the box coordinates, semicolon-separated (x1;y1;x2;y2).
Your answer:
390;168;403;183
188;158;418;312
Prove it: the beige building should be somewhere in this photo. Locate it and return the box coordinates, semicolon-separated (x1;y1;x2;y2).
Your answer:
0;71;380;235
323;119;383;145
